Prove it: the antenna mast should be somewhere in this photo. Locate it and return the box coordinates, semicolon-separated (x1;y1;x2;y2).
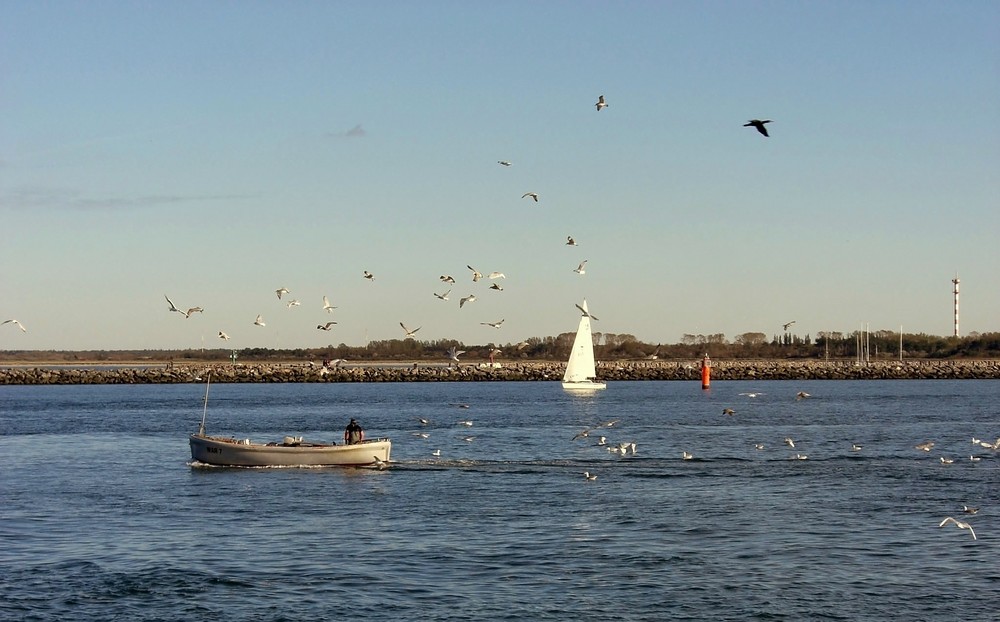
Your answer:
952;275;960;337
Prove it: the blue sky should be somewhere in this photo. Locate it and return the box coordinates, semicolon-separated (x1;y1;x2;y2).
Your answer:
2;1;997;352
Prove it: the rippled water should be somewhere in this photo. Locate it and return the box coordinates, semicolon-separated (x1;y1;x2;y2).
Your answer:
1;380;998;621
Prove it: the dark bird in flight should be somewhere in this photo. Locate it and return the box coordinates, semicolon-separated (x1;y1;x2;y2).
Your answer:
783;321;796;331
744;119;772;137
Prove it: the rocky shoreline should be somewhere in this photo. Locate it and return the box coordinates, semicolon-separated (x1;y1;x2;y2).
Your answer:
1;359;998;385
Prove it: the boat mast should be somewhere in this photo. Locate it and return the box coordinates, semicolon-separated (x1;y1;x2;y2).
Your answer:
198;371;212;435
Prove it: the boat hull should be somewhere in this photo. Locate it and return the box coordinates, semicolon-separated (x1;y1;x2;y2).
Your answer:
190;434;391;467
561;381;607;390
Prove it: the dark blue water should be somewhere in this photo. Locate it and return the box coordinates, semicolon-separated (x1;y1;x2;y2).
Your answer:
1;380;997;621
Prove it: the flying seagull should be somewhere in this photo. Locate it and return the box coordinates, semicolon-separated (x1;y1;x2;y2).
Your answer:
489;283;503;291
400;323;421;338
467;265;483;282
440;275;456;284
322;296;337;313
2;319;27;332
164;295;185;315
521;192;539;202
574;260;588;275
783;320;796;331
723;408;736;416
459;294;476;308
254;314;266;327
276;287;290;299
183;306;204;318
286;299;301;309
575;303;599;321
487;271;506;280
434;289;451;301
481;319;504;329
566;236;577;246
317;322;337;331
595;95;608;111
218;331;229;340
363;270;375;281
939;516;977;540
446;346;465;363
915;441;935;452
744;119;772;137
498;160;512;166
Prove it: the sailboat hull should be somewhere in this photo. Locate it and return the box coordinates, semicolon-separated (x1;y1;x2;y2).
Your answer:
561;381;607;390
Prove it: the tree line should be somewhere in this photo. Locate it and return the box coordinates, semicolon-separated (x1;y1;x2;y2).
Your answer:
4;331;998;363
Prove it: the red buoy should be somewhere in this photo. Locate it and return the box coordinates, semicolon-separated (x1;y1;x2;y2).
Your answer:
700;354;711;390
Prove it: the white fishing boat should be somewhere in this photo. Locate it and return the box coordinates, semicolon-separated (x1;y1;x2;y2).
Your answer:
188;374;391;467
562;299;606;390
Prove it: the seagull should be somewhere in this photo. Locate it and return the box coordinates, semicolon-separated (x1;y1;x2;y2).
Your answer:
286;299;301;309
434;289;451;301
431;449;441;457
940;456;954;464
254;314;266;327
682;451;694;460
462;436;476;442
596;419;619;428
400;323;421;338
723;408;736;416
970;455;981;462
915;441;935;452
417;417;430;425
218;331;230;340
2;319;27;332
784;437;796;448
744;119;772;137
183;307;204;318
498;160;512;166
594;436;607;446
487;271;506;280
459;294;476;308
457;420;473;427
317;322;337;330
595;95;608;111
489;283;503;291
791;454;808;460
467;265;483;282
521;192;539;202
851;444;863;452
363;270;375;281
446;346;465;363
275;287;290;299
440;275;456;284
782;320;796;331
571;429;590;440
739;392;764;398
573;260;588;275
164;295;185;315
753;443;765;450
372;456;388;470
566;236;577;246
322;296;337;313
412;432;430;439
575;303;599;321
962;506;980;515
939;516;977;540
583;471;597;481
796;391;811;400
481;319;504;329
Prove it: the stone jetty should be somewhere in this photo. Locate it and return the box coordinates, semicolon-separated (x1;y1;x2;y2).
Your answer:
1;359;998;385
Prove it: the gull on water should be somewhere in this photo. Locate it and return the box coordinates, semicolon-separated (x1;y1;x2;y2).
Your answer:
432;449;441;457
457;420;473;427
218;331;230;340
489;283;503;291
595;94;608;111
440;275;456;284
970;455;981;462
521;192;539;202
276;287;290;299
434;289;451;301
573;260;588;275
459;294;476;308
566;236;577;246
740;392;764;398
254;314;266;327
784;437;796;448
682;451;694;460
939;517;977;540
796;391;811;400
583;471;597;481
400;323;421;338
791;454;808;460
467;265;483;282
851;444;863;452
317;322;337;331
753;443;765;450
915;441;935;452
744;119;772;137
940;456;954;464
962;506;980;514
322;296;337;313
481;319;504;329
1;319;27;332
363;270;375;281
417;417;430;425
372;456;388;470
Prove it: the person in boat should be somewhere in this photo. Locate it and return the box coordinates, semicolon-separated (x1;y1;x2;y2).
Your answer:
344;418;364;445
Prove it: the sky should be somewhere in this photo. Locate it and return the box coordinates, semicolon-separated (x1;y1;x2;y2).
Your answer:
1;1;998;352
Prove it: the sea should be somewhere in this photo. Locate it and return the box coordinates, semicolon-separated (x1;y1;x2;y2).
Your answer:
0;379;997;621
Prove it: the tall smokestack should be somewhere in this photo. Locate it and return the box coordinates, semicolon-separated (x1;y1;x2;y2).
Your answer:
952;275;960;337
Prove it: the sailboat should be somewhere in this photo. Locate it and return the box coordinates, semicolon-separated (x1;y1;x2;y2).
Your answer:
562;299;607;390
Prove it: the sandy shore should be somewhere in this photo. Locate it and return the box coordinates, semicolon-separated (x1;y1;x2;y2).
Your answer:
1;359;998;384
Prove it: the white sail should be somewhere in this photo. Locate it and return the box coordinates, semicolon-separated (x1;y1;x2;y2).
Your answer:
562;300;606;390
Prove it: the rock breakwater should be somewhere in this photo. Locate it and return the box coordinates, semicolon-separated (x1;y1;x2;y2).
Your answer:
1;359;998;385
